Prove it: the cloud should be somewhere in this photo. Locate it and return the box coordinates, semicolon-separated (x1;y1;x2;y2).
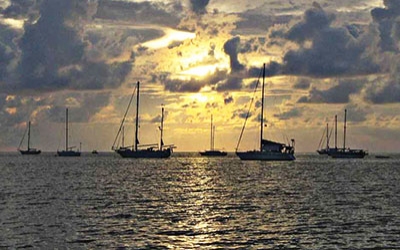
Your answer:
298;79;364;103
160;69;228;93
223;36;245;72
1;0;132;93
293;79;311;90
343;104;368;123
95;0;182;26
274;107;303;120
223;93;234;105
43;92;111;123
285;2;335;44
371;0;400;52
364;77;400;104
264;3;380;78
189;0;210;15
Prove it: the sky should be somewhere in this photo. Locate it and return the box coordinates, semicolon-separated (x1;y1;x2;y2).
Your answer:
1;0;400;153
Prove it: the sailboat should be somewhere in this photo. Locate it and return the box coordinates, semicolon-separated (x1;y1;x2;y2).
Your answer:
235;63;295;161
328;109;367;158
200;115;227;157
57;108;81;157
113;81;174;158
18;121;41;155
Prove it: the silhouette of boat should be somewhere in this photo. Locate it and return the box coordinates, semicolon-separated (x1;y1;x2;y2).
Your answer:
57;108;81;157
235;64;295;161
113;81;174;158
200;115;227;157
328;109;367;159
18;121;41;155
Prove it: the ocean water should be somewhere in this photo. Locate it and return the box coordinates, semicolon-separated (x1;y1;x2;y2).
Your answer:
0;152;399;249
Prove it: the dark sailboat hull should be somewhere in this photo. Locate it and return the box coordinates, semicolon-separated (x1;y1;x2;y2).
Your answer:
236;151;295;161
199;150;227;157
19;149;41;155
57;150;81;157
328;148;367;158
329;150;367;159
116;148;171;158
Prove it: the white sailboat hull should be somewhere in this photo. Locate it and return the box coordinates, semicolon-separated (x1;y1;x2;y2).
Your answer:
236;151;295;161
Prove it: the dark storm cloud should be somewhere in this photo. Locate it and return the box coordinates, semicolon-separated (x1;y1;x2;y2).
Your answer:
286;2;334;43
223;37;245;72
6;0;132;93
371;0;400;52
364;78;400;104
266;3;380;78
189;0;209;15
298;79;363;104
0;23;19;82
2;0;36;18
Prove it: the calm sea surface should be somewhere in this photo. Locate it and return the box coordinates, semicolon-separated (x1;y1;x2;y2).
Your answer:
0;152;399;249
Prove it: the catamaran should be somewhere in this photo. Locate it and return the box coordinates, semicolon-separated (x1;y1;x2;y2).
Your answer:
235;63;295;161
113;81;174;158
57;108;81;157
200;115;227;157
18;121;41;155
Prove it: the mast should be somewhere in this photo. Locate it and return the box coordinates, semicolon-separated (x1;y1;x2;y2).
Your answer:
213;125;216;151
160;106;164;151
122;126;125;148
335;115;337;149
27;121;31;150
326;123;329;150
343;109;347;149
66;108;69;151
260;63;266;152
210;115;213;150
134;81;140;152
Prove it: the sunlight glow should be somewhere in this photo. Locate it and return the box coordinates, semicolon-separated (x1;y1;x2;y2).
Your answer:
180;65;218;78
0;17;24;29
141;28;196;50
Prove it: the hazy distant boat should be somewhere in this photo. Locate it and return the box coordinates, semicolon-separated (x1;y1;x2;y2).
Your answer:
328;109;367;159
57;108;81;157
199;115;227;157
18;121;41;155
235;63;295;161
112;81;174;158
375;155;390;159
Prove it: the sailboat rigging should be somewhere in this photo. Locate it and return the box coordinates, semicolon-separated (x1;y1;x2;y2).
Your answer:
112;81;174;158
18;121;41;155
199;115;227;156
57;108;81;157
328;109;367;158
235;63;295;161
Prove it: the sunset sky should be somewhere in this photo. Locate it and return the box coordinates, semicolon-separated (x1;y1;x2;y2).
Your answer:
1;0;400;153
